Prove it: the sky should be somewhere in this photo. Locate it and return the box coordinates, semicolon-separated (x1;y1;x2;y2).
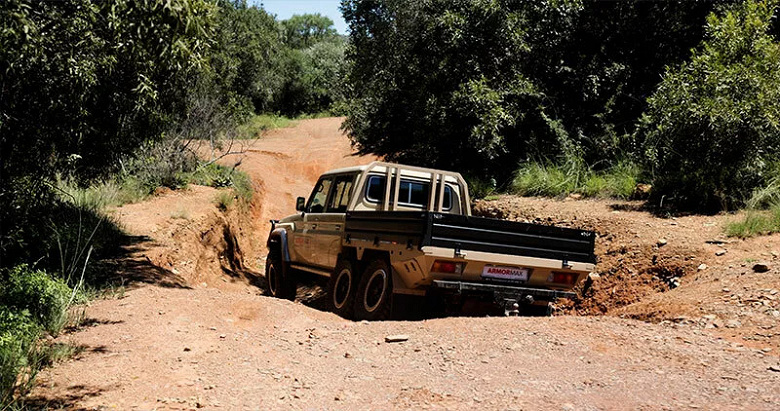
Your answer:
257;0;349;35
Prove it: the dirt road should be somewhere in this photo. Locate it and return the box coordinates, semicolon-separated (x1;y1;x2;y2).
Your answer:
31;118;780;410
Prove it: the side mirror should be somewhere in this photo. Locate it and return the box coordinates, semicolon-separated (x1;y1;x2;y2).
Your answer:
296;196;306;212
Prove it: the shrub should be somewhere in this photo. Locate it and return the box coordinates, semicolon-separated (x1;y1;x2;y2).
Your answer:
0;307;40;407
639;0;780;211
1;265;71;335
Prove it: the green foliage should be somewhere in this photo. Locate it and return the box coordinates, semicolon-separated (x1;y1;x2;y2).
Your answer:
0;265;78;406
280;13;339;49
0;0;218;184
341;0;729;182
186;163;253;202
511;160;641;199
1;306;40;406
639;0;780;211
1;266;70;335
275;37;347;116
210;0;284;114
725;204;780;238
237;114;298;138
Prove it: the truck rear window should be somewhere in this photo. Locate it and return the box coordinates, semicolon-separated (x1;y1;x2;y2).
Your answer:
365;175;453;210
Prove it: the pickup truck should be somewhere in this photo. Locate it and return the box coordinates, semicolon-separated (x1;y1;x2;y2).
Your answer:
265;161;596;320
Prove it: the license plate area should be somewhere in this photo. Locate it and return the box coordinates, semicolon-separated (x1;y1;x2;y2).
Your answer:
481;265;529;283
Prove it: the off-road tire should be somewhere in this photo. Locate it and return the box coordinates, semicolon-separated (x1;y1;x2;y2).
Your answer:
265;251;296;300
328;259;357;319
354;259;393;321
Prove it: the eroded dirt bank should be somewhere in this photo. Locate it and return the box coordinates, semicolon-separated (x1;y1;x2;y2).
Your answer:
30;118;780;410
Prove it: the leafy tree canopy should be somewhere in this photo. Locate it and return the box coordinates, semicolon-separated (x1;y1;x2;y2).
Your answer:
639;0;780;211
340;0;734;184
280;13;339;49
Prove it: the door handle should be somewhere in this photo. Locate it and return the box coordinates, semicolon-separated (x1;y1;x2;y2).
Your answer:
311;224;317;229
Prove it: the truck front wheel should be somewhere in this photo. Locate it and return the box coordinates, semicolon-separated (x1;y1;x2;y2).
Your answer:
328;259;357;319
354;259;393;320
265;251;296;300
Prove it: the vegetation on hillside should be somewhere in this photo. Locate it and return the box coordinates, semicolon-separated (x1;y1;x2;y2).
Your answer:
341;0;780;211
0;0;344;405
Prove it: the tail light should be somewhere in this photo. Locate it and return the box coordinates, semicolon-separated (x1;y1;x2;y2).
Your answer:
431;260;465;274
549;271;578;285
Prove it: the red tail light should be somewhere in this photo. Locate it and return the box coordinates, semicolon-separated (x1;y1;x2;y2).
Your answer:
431;260;464;274
549;271;578;285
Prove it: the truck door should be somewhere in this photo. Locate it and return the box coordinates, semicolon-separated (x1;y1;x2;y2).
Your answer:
297;176;333;266
308;173;356;269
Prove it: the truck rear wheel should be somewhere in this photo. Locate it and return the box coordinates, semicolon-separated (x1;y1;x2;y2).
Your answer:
328;259;357;319
354;259;393;321
265;251;296;300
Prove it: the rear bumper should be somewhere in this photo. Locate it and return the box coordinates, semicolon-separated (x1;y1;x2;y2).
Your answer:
432;280;576;300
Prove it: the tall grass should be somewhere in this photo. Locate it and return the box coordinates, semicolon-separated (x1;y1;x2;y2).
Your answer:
725;203;780;238
511;160;641;199
725;164;780;238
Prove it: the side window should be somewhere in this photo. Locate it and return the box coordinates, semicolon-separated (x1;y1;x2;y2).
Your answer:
365;175;385;202
363;174;454;210
307;178;333;213
443;186;453;210
327;175;355;213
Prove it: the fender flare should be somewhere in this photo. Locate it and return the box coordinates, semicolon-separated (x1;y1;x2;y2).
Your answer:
267;228;291;262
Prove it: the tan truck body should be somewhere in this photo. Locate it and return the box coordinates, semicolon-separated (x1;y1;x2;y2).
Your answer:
266;161;596;318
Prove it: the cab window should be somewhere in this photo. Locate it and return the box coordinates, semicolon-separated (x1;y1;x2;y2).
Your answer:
327;174;355;213
364;175;453;210
307;177;332;213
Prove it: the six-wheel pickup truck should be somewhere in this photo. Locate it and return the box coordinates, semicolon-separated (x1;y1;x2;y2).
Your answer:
265;161;596;320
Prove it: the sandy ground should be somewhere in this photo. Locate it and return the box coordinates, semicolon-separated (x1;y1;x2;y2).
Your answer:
30;118;780;410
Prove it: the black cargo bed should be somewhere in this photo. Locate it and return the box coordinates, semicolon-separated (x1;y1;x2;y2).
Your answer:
344;211;596;264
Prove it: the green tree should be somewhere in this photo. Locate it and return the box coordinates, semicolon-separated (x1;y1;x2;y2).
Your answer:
280;13;339;49
275;38;347;115
0;0;218;265
209;0;283;114
341;0;540;179
639;0;780;211
340;0;729;182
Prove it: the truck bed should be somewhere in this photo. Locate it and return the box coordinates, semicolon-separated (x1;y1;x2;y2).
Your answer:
344;211;596;264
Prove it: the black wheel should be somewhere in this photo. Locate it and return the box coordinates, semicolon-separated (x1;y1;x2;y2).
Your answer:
354;259;393;321
265;250;296;300
328;259;357;318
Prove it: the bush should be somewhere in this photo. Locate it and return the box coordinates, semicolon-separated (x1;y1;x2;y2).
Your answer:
0;307;40;407
1;265;75;406
1;266;71;335
639;0;780;211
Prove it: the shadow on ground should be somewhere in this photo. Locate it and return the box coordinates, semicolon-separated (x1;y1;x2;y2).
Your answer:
21;384;103;411
93;234;192;289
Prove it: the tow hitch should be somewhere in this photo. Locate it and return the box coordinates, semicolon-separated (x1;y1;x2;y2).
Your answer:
501;295;534;316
